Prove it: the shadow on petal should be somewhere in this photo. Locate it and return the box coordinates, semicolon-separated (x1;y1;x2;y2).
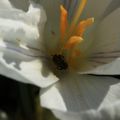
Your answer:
9;0;30;11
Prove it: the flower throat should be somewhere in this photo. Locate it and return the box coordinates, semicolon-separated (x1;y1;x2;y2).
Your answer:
51;0;94;70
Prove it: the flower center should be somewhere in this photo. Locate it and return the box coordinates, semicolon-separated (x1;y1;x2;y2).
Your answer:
52;54;68;70
51;0;94;71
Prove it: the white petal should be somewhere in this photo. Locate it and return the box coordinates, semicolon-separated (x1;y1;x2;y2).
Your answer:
38;0;61;49
75;0;120;55
79;0;120;55
52;101;120;120
102;0;120;19
0;2;58;87
82;58;120;75
0;46;58;88
0;0;13;9
0;2;46;50
83;8;120;75
38;0;61;26
83;0;112;19
40;73;120;112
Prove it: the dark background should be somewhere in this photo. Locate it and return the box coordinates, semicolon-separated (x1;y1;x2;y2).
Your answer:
0;75;58;120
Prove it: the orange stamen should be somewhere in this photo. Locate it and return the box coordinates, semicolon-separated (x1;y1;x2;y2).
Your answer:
72;50;81;57
67;50;80;70
60;5;68;40
64;36;83;49
76;17;94;36
51;1;95;71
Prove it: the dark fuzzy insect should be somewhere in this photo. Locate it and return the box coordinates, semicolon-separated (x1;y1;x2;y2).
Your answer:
52;54;68;70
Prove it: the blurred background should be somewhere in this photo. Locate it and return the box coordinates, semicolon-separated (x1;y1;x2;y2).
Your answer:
0;75;58;120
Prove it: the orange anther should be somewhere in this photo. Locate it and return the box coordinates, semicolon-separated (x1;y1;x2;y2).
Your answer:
60;5;68;40
76;17;94;36
64;36;83;49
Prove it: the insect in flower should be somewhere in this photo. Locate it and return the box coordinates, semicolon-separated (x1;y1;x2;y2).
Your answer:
52;54;68;70
50;0;94;71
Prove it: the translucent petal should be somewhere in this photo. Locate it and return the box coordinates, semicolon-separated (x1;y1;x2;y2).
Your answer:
83;8;120;75
0;0;13;9
82;0;113;19
38;0;61;50
40;73;120;112
102;0;120;19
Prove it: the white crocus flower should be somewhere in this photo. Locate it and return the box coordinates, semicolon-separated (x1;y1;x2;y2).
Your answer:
1;0;120;120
